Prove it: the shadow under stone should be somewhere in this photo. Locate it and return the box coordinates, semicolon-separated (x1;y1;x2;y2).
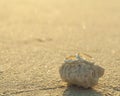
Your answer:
63;85;103;96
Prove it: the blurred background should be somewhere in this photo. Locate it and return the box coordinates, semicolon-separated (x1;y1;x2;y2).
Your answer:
0;0;120;44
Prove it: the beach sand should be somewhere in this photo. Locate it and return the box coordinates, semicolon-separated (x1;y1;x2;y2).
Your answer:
0;0;120;96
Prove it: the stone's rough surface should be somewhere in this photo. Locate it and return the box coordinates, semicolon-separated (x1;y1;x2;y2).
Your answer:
59;53;105;88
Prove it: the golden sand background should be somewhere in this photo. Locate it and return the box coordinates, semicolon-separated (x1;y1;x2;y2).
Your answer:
0;0;120;95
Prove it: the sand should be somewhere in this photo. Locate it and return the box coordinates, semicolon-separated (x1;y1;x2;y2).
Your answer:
0;0;120;96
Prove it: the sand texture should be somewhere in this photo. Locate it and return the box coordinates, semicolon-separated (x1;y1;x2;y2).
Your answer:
0;0;120;96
